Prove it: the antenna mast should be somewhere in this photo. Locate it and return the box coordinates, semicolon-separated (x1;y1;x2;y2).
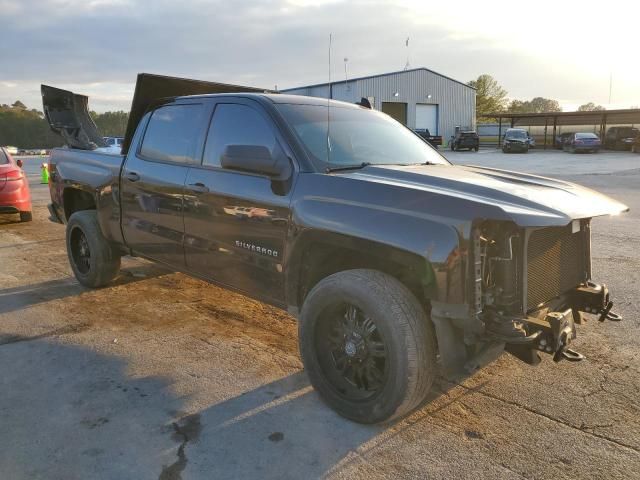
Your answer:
327;33;332;164
608;71;613;105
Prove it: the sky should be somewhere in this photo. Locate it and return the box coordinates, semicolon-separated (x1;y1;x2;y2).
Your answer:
1;0;638;113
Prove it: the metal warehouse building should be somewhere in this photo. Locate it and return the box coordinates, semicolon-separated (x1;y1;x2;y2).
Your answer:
282;67;476;143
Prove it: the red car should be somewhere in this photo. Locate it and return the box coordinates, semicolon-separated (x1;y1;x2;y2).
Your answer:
0;147;32;222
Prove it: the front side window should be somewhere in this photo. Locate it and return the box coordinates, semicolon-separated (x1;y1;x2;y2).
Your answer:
276;103;449;168
140;104;206;164
203;103;278;167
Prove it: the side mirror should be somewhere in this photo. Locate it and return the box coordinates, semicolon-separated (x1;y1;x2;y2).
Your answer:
16;159;23;168
221;145;291;180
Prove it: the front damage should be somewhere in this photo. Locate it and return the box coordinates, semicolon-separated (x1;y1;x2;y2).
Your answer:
432;217;625;376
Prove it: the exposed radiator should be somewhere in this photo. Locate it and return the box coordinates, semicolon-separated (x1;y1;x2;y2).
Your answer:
526;225;588;311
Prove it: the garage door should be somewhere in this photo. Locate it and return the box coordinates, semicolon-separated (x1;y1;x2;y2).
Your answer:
381;102;407;125
416;104;438;134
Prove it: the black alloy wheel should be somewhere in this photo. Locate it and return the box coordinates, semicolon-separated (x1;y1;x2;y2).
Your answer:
316;303;387;400
70;226;91;275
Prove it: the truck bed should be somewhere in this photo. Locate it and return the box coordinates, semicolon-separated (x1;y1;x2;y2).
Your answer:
48;147;125;244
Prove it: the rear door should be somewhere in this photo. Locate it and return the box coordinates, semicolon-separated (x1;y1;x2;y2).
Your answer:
120;101;209;268
182;99;293;304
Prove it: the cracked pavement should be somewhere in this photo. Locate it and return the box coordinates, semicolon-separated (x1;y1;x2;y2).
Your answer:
0;150;638;479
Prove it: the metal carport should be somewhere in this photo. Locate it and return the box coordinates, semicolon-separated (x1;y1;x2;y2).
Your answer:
481;109;640;149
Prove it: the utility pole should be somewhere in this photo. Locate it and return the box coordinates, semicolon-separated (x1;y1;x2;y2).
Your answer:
404;37;410;71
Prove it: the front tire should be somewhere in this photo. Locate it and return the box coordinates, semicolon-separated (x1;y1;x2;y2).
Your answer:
66;210;121;288
299;269;436;424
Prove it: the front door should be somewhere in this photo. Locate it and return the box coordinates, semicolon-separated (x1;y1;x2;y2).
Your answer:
120;102;209;268
182;100;292;304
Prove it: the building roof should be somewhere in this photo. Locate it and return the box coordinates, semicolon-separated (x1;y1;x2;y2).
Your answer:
282;67;475;92
481;109;640;127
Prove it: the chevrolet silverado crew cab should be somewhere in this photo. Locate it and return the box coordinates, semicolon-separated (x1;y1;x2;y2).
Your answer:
42;74;628;424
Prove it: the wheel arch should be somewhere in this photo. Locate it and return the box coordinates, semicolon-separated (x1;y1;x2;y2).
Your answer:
63;187;96;221
285;227;464;313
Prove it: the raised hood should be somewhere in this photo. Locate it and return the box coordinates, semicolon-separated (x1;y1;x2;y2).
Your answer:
339;164;629;226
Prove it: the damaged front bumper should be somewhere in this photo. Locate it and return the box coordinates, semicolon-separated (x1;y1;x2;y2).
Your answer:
501;281;621;365
431;281;622;376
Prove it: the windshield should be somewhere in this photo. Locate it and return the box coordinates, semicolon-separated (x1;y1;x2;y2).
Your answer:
276;104;449;168
505;130;527;139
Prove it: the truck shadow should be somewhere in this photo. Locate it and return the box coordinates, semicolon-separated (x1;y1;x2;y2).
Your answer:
0;335;186;479
180;372;479;480
0;332;478;480
0;264;172;315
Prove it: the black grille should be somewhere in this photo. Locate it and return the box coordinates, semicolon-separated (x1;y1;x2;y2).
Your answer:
526;225;587;310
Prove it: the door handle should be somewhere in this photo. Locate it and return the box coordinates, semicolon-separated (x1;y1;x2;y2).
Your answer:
125;172;140;182
188;182;209;194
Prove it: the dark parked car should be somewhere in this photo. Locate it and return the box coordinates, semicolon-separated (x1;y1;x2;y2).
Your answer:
564;132;601;153
450;131;479;151
502;128;529;153
604;127;639;150
42;75;628;424
554;132;574;149
415;129;442;148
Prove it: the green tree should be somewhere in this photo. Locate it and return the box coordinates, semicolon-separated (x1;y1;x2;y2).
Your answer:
0;100;130;148
578;102;605;112
0;103;62;149
90;110;129;137
467;74;508;120
507;97;562;113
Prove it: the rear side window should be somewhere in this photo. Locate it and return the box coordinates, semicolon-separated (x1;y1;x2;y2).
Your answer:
0;149;8;165
140;104;206;164
203;104;278;167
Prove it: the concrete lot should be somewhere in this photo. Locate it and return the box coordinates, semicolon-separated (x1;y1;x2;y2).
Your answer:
1;150;639;479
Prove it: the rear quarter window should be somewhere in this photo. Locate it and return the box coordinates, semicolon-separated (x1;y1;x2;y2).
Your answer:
140;104;207;164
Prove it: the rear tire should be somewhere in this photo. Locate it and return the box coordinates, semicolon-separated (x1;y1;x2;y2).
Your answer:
299;269;436;424
19;211;32;222
66;210;121;288
474;146;479;152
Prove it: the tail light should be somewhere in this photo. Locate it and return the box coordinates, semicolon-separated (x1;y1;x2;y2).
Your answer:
3;169;23;181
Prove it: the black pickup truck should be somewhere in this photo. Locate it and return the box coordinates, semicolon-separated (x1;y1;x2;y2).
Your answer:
43;74;628;424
